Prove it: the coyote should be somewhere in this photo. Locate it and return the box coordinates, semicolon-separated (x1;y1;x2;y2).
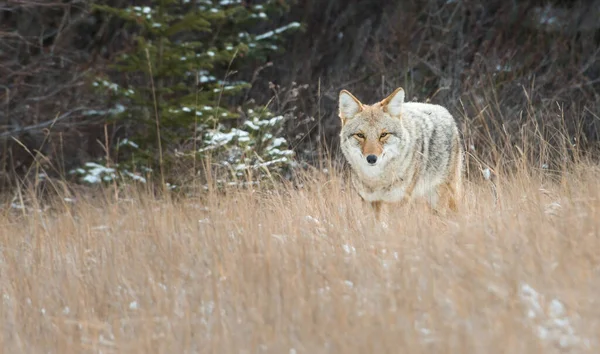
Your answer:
338;87;464;219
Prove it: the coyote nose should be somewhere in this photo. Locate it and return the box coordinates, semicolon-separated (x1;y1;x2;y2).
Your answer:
366;154;377;165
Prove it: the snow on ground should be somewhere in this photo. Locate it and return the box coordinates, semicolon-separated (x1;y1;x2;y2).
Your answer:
519;283;590;350
255;22;301;41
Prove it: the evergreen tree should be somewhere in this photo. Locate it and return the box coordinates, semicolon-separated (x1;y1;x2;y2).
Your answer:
72;0;301;188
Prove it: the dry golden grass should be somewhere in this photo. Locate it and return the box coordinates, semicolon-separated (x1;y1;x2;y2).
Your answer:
1;163;600;353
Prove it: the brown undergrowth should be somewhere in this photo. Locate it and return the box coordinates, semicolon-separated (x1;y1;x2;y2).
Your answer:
1;160;600;353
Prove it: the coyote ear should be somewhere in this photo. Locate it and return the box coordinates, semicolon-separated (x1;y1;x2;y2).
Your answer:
381;87;405;117
339;89;363;124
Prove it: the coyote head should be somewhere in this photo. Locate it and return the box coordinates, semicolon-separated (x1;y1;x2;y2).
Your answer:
338;87;407;178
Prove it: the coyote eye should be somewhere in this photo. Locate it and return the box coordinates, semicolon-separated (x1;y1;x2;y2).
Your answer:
380;132;388;138
355;133;365;139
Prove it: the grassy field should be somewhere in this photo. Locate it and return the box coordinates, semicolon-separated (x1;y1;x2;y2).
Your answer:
1;163;600;353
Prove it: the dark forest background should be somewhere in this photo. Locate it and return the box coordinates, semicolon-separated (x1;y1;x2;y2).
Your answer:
1;0;599;191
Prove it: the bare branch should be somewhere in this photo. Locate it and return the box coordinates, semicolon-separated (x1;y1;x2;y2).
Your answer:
0;107;97;139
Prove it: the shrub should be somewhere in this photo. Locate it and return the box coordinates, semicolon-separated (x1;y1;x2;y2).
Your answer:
71;0;301;187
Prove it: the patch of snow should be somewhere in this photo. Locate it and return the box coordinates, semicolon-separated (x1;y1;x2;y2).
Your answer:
200;301;215;316
305;215;320;225
123;170;147;183
131;6;152;19
243;120;260;131
537;5;558;25
545;202;561;216
79;162;116;184
267;148;294;157
482;168;492;180
200;128;250;151
342;244;356;254
266;115;284;126
255;22;301;41
83;104;126;117
97;80;119;92
519;283;589;350
111;104;126;114
253;157;289;169
317;286;331;295
118;138;139;149
269;137;287;148
495;64;512;72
